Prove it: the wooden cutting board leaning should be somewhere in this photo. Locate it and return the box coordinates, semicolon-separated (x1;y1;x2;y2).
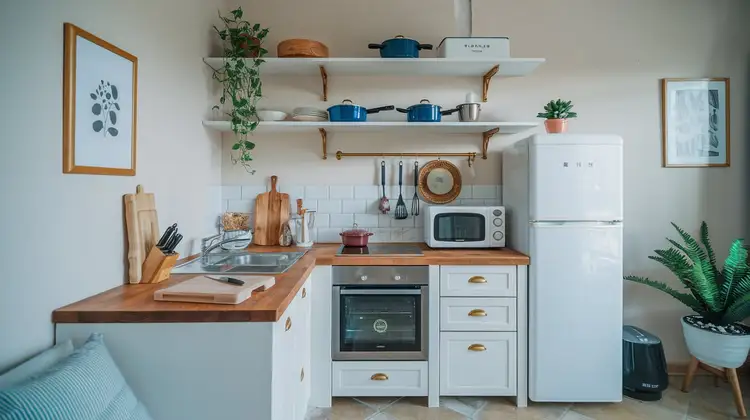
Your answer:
124;185;160;284
253;175;290;246
154;275;275;304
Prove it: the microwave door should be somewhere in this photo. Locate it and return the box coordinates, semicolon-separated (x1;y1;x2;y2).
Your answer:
434;212;486;242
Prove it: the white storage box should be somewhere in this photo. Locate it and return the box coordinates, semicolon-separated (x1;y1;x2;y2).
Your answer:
437;37;510;59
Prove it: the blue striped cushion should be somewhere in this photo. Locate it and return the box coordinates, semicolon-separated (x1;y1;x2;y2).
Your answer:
0;333;152;420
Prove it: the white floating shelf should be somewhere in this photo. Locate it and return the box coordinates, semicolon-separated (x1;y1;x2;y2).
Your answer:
202;120;538;134
203;57;545;101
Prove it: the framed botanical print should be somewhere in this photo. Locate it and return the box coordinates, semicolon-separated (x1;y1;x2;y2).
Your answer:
63;23;137;175
661;78;730;167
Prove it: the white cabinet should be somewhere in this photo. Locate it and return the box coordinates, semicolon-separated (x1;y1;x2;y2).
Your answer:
440;332;517;396
440;265;517;297
440;297;517;331
332;361;428;397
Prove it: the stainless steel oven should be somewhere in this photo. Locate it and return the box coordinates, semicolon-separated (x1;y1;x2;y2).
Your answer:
332;266;428;361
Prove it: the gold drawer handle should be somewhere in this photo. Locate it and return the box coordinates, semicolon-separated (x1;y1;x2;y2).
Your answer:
300;367;304;382
370;373;389;381
468;276;487;284
468;344;487;352
285;317;292;331
468;309;487;317
302;288;307;298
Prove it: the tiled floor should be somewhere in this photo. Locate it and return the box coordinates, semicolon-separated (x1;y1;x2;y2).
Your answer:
307;376;747;419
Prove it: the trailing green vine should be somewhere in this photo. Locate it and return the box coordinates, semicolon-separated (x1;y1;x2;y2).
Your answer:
205;7;269;174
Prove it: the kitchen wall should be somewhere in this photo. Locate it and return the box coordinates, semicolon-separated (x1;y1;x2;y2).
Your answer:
224;0;750;363
0;1;222;372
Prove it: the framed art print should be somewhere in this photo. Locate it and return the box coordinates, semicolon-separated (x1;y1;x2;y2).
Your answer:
661;78;730;167
63;23;137;175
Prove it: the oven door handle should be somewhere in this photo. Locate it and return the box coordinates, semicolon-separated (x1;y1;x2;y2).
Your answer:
339;289;423;295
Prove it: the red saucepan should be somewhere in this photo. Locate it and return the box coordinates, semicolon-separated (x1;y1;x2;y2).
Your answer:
340;224;374;247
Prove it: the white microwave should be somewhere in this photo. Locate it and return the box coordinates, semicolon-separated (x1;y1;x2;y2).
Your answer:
424;206;505;248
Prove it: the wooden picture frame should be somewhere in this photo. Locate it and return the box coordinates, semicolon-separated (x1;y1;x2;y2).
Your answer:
63;23;138;176
661;78;730;168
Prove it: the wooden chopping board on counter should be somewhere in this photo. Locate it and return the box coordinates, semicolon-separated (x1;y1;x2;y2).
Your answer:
154;275;275;305
253;175;290;246
124;185;160;284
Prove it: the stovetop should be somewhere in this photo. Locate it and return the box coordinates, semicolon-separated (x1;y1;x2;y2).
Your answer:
336;244;424;256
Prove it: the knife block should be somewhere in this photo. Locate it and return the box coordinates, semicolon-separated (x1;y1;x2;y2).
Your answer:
140;246;179;284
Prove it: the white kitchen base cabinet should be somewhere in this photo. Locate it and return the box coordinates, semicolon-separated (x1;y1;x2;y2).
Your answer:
440;332;517;396
332;361;428;397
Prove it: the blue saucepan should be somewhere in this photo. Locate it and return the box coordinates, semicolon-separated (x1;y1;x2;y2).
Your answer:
327;100;395;122
397;100;458;122
368;35;433;58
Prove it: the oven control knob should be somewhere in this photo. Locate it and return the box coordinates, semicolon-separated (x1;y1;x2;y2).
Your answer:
394;275;402;281
360;275;368;282
493;218;503;227
493;209;503;217
493;231;504;241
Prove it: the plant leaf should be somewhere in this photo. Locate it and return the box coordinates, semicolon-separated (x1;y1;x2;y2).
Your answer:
720;239;747;306
90;93;97;100
114;103;121;111
624;275;703;313
92;103;102;116
724;293;750;324
107;127;118;136
244;141;255;150
111;85;118;100
109;111;117;125
232;143;241;150
92;120;103;132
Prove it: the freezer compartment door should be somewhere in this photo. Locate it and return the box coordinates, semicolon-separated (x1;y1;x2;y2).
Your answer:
529;222;623;402
530;143;622;221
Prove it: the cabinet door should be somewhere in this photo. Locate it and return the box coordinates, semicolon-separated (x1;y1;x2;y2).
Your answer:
272;292;300;420
440;266;517;297
296;280;312;419
440;331;517;396
440;297;517;331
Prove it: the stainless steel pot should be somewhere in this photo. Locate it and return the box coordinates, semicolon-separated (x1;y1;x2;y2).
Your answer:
456;102;481;122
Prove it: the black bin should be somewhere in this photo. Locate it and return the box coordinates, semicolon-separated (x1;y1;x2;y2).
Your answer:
623;325;669;401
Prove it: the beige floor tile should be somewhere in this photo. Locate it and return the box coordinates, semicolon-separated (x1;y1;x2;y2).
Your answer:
383;398;469;419
650;381;691;415
558;411;595;420
354;397;403;410
569;396;684;420
310;398;376;420
477;398;569;420
685;376;747;420
439;397;480;417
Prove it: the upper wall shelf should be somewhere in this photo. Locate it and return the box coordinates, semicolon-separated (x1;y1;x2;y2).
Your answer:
203;57;546;102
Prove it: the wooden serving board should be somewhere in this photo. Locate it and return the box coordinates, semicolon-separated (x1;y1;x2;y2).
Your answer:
124;185;160;284
154;275;275;305
253;175;290;246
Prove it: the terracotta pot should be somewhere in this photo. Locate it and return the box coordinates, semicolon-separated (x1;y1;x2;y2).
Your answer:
544;118;568;133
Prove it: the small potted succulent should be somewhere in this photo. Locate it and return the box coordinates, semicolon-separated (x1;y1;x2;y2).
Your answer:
537;99;578;133
625;222;750;369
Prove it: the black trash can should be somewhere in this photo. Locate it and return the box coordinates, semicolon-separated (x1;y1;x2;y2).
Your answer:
622;325;669;401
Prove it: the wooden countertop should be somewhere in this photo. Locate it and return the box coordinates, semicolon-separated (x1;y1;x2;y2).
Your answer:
52;244;529;324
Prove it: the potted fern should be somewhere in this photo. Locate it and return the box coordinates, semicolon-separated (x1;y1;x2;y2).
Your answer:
537;99;578;133
625;222;750;369
206;7;269;174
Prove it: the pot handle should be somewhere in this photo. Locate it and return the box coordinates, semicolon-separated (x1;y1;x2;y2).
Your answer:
418;43;433;50
368;43;384;50
396;108;410;113
341;99;354;104
419;99;431;104
441;108;459;115
366;105;396;114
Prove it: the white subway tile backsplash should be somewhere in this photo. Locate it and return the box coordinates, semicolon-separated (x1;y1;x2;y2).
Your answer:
222;186;242;200
317;228;342;243
415;214;424;227
401;228;424;242
484;199;502;206
317;200;342;214
354;214;379;228
305;186;329;199
241;185;266;199
472;185;498;199
329;186;354;199
403;186;415;199
366;200;383;214
370;229;391;243
391;228;405;242
457;187;472;199
281;185;305;201
355;185;379;199
330;214;354;228
315;214;330;228
460;199;485;206
227;199;254;213
391;217;415;228
378;214;392;228
342;200;367;214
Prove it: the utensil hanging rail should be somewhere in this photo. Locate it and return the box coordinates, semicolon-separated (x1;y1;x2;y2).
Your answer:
335;151;477;165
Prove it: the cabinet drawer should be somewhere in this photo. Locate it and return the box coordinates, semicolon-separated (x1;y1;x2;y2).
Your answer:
440;266;517;297
440;298;517;331
332;361;428;397
440;332;517;396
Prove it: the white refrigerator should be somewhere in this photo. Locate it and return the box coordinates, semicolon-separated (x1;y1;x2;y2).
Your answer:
503;134;624;402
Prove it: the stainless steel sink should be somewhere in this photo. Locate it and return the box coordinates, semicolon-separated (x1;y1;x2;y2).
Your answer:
171;251;307;275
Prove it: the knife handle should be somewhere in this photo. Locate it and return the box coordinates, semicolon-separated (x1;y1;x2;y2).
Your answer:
297;199;303;216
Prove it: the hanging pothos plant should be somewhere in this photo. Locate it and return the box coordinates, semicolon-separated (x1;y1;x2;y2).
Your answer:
206;7;269;174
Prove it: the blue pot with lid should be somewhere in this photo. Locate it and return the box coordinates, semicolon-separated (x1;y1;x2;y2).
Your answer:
327;99;395;122
397;99;458;122
368;35;433;58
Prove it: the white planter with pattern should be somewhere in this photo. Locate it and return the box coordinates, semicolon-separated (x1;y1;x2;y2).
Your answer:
681;316;750;368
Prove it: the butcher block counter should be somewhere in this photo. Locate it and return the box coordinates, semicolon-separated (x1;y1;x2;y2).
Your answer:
52;243;529;324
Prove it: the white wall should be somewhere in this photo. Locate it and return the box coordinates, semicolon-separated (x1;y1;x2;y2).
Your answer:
223;0;750;362
0;1;222;371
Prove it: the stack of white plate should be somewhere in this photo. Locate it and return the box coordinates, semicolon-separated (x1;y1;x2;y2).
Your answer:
292;107;328;121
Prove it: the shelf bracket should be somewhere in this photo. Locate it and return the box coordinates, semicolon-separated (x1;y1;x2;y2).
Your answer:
482;65;499;102
319;66;328;101
481;127;500;159
319;128;328;159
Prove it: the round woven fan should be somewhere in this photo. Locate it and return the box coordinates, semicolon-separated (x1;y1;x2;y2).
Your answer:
418;159;462;204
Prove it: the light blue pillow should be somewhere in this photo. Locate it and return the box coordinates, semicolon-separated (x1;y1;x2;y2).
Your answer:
0;341;74;388
0;333;152;420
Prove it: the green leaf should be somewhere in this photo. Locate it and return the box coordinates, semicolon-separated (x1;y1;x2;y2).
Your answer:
253;23;260;31
232;143;241;150
724;292;750;324
244;141;255;150
720;239;747;306
700;221;717;268
671;222;708;263
624;275;703;313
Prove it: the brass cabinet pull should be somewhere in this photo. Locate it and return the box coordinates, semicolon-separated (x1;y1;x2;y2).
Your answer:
468;309;487;317
468;344;487;352
370;373;389;381
285;317;292;331
300;367;304;382
302;288;307;298
468;276;487;284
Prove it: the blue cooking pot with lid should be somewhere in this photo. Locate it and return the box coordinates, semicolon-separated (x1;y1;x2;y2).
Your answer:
397;99;458;122
327;99;395;122
368;35;433;58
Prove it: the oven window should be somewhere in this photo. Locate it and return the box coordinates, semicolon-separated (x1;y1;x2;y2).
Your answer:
434;213;485;242
339;290;421;353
